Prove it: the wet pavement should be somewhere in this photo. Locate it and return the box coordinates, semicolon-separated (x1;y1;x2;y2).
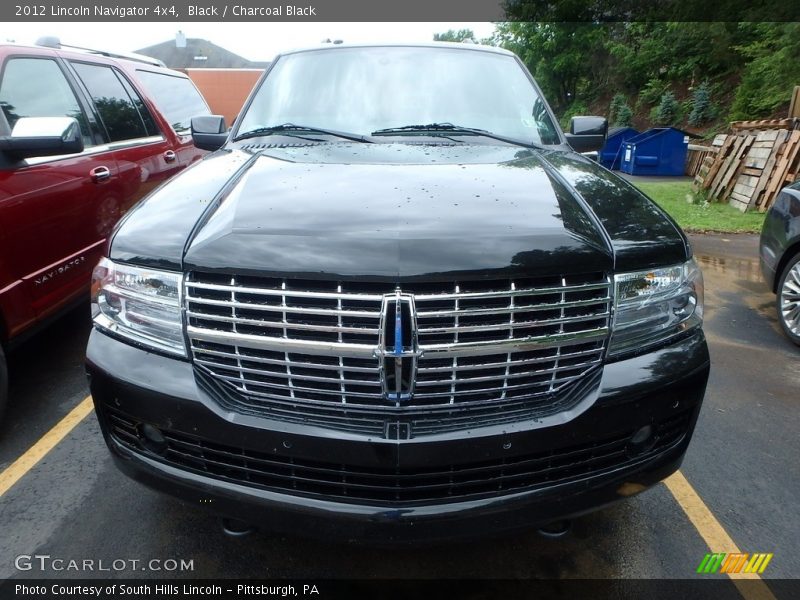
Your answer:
0;233;797;584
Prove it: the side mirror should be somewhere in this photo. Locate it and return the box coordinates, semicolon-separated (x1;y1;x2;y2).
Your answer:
0;117;84;159
191;115;228;151
565;116;608;154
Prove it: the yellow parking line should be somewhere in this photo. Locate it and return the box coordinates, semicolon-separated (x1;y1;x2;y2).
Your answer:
0;395;94;498
664;470;777;600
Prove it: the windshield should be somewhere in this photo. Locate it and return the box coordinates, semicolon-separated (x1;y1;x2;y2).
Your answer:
236;46;561;145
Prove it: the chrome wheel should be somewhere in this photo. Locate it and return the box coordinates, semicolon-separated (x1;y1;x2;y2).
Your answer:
778;256;800;344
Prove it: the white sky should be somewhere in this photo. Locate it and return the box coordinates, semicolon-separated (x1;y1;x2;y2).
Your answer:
5;22;498;62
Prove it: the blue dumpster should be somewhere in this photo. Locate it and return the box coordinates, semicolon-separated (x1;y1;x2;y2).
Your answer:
619;127;691;176
599;126;639;170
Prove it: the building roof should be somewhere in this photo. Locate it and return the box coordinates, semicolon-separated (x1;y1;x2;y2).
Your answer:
134;38;267;70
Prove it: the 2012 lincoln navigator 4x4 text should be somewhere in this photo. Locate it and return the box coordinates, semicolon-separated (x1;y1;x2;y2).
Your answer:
85;43;710;542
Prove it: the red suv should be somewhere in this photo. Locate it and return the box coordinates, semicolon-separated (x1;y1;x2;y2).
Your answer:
0;40;211;420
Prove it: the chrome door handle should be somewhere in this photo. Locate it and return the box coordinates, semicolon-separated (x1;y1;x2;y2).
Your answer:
164;150;177;163
90;166;111;182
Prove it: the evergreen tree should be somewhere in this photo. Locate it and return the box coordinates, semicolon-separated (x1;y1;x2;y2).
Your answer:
609;93;627;122
655;91;680;126
616;104;634;127
688;81;714;126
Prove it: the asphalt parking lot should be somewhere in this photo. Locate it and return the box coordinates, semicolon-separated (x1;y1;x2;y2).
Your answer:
0;233;797;591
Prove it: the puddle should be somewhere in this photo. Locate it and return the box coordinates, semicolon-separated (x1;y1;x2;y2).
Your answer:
697;254;780;325
695;254;763;284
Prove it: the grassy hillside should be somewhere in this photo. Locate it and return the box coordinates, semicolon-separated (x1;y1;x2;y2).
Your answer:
487;22;800;136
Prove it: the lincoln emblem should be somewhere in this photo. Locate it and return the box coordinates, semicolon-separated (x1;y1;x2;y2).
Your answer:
379;291;418;403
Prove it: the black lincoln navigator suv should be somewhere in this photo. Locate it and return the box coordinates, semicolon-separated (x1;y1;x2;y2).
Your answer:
86;43;709;542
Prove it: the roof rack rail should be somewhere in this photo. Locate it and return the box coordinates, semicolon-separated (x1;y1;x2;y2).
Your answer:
35;36;166;68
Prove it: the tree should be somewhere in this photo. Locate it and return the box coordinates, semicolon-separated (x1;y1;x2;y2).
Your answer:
442;19;798;126
93;97;147;140
616;104;634;127
688;81;714;126
655;91;681;126
433;29;475;43
730;23;800;120
0;101;20;128
609;93;627;122
492;22;608;113
605;22;744;92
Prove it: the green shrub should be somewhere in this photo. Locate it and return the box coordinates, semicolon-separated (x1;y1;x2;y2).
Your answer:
609;93;627;122
655;91;681;126
615;104;634;127
688;80;715;126
638;78;668;107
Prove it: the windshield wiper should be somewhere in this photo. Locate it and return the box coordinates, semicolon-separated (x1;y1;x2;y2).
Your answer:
233;123;371;144
371;123;544;150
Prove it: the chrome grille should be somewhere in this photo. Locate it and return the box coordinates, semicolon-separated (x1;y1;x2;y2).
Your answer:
186;273;611;437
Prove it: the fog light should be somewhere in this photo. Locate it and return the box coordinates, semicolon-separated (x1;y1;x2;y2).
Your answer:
627;425;656;456
139;423;167;455
631;425;653;445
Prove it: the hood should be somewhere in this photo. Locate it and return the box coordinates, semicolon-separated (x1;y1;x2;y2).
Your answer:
539;151;690;270
111;143;689;279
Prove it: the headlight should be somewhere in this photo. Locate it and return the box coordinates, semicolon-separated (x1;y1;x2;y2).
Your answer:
608;258;704;358
91;258;186;356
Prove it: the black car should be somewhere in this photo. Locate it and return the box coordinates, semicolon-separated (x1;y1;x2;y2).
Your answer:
760;181;800;346
85;43;709;542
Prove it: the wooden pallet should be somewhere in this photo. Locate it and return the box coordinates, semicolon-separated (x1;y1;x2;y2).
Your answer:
729;130;783;211
789;86;800;119
691;127;800;212
761;130;800;209
692;155;715;184
686;135;726;177
749;133;786;211
693;135;733;190
730;118;800;133
711;136;753;203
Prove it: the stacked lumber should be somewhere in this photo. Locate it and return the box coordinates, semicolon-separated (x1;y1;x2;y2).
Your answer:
730;118;799;133
692;125;800;212
685;135;726;177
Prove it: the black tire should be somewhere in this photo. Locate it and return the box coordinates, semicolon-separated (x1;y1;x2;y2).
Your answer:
777;252;800;347
0;345;7;424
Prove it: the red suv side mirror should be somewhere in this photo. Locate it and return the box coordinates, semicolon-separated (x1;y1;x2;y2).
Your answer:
0;117;84;160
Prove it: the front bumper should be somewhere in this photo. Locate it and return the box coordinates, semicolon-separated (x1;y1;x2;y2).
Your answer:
86;329;709;543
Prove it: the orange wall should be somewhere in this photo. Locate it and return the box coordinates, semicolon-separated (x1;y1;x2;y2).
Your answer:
186;69;264;127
